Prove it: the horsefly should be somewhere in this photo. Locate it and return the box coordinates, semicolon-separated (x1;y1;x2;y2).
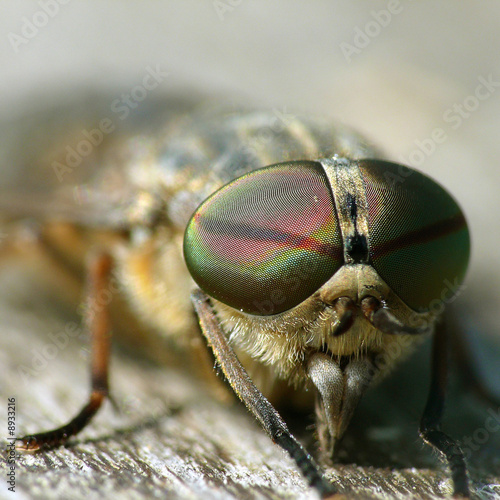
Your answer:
3;98;474;498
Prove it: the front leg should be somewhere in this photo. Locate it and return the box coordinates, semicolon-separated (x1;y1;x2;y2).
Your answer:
17;251;113;451
191;288;337;498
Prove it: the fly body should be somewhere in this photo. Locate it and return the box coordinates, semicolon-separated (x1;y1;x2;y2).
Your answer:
7;101;473;498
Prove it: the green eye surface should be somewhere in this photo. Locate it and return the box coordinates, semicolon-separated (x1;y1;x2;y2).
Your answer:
184;161;343;315
359;160;470;311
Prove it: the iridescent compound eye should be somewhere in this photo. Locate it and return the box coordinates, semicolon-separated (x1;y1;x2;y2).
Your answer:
184;161;344;315
359;160;470;311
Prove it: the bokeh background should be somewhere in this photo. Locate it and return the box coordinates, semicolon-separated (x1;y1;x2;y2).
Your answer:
1;2;500;499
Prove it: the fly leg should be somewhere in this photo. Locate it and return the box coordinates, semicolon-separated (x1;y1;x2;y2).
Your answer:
419;321;470;498
16;251;113;451
191;288;337;499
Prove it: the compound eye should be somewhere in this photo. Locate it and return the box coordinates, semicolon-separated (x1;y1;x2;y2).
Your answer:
359;160;470;311
184;161;343;315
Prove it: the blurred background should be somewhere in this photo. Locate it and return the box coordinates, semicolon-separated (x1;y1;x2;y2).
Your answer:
1;2;500;499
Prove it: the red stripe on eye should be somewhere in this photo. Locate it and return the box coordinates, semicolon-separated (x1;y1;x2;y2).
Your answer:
196;217;342;261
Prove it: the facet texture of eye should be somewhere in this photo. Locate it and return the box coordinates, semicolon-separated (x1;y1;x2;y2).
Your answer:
359;160;470;311
184;161;343;315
